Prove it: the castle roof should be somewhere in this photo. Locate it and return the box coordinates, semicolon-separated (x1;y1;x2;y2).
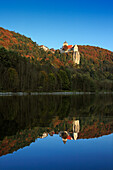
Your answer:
67;136;72;140
67;45;73;49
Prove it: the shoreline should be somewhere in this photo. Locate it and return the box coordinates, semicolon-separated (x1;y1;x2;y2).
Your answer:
0;91;113;96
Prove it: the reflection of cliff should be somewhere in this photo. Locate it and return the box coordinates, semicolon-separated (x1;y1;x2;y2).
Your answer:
73;120;80;140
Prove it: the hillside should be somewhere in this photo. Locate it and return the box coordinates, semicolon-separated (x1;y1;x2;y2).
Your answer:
0;27;64;67
0;27;40;60
0;27;113;67
0;27;113;92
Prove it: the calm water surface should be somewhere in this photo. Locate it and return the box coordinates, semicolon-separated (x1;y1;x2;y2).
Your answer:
0;95;113;170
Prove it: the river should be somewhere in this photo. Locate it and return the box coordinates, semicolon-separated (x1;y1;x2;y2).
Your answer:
0;94;113;169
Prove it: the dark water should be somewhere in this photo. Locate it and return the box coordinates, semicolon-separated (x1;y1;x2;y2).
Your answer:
0;95;113;170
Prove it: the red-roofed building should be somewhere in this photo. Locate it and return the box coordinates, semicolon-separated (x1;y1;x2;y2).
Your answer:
60;41;80;64
50;48;55;53
60;41;79;53
39;45;49;51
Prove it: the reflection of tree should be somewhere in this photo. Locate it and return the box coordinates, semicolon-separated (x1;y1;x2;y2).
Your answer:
0;115;113;157
0;113;113;157
0;94;113;140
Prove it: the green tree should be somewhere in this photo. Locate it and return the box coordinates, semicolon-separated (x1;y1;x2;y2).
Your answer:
39;71;48;91
56;73;62;90
59;70;70;90
7;67;19;91
48;73;56;91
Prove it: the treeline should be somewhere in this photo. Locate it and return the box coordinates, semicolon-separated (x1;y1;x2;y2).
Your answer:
0;47;69;91
0;47;113;92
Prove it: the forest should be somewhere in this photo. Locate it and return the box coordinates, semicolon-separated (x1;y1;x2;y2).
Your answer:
0;27;113;92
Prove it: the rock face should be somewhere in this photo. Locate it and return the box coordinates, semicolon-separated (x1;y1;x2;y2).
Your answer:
73;51;80;64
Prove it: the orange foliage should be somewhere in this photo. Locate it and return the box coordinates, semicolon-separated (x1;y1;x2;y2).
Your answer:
53;57;64;68
78;45;113;64
0;27;113;68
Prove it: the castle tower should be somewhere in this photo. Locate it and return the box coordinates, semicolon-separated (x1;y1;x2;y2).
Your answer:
63;41;68;47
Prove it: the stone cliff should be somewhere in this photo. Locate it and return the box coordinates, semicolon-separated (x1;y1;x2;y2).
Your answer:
73;51;80;64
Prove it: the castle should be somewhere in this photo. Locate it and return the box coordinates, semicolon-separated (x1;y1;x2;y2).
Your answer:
60;41;80;64
39;41;80;65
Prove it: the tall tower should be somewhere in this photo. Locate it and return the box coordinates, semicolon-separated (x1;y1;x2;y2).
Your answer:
63;41;68;47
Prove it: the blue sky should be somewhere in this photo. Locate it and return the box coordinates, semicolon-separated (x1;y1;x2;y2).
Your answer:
0;0;113;51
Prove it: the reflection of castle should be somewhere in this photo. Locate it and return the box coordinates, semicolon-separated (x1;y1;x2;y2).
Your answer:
40;132;48;139
1;116;113;157
39;120;80;144
59;120;80;144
